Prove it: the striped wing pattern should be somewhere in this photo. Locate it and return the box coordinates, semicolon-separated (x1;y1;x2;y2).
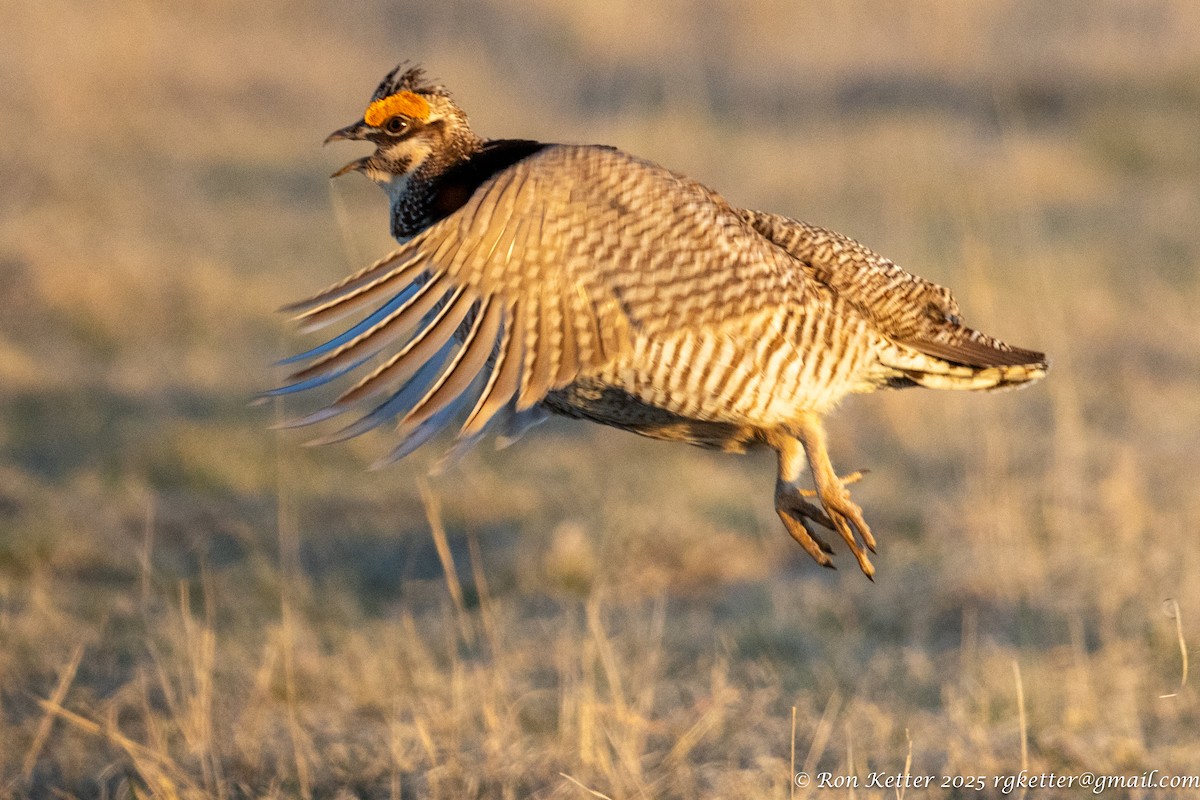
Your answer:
741;210;1047;389
270;145;824;460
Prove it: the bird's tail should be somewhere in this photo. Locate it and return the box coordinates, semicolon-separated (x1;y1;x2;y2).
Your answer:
873;328;1048;392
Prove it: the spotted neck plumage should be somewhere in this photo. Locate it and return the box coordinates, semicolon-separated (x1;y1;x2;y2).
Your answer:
384;136;552;242
386;129;485;242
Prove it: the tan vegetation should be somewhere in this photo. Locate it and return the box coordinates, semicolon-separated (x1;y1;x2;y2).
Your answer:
1;1;1198;797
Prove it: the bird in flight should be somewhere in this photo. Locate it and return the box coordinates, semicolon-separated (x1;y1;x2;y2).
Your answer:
270;64;1047;579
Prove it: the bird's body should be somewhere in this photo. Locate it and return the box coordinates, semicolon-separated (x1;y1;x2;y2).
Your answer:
273;65;1047;579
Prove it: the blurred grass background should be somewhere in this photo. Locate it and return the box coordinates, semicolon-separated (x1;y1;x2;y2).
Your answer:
2;0;1198;797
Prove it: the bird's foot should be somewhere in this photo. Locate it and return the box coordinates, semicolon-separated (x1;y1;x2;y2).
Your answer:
776;479;876;580
812;475;876;581
792;416;876;580
776;486;837;568
771;424;877;580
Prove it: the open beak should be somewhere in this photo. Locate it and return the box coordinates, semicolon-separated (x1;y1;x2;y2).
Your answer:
325;120;373;178
324;120;369;144
331;155;372;178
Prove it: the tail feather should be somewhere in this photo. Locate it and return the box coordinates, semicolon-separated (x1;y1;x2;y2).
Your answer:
875;328;1048;392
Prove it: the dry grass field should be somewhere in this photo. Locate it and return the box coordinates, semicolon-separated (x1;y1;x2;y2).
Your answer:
2;1;1199;797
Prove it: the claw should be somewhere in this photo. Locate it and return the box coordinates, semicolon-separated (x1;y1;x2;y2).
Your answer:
793;416;878;579
771;426;879;578
778;493;837;556
776;506;834;568
809;522;835;555
774;437;840;569
778;490;837;534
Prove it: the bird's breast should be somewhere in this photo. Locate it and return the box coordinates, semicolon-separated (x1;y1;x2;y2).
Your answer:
568;305;878;433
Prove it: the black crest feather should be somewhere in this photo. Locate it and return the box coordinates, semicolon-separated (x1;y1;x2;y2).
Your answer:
370;62;446;102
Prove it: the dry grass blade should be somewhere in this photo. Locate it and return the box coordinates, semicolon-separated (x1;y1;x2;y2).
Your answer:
790;706;796;800
845;722;857;800
465;524;509;684
1013;660;1028;800
22;643;85;783
800;690;841;789
1159;598;1189;698
895;729;912;800
418;476;473;644
274;397;312;800
585;594;630;721
32;698;190;796
559;772;616;799
665;675;731;763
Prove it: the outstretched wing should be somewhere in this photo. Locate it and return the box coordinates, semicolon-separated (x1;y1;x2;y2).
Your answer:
269;145;801;462
740;209;1045;370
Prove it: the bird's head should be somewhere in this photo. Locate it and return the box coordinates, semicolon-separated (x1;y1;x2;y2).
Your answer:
325;64;480;196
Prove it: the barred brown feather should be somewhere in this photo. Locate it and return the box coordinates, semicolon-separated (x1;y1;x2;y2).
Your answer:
272;64;1049;578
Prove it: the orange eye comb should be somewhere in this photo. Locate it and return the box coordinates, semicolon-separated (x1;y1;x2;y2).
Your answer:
363;91;430;127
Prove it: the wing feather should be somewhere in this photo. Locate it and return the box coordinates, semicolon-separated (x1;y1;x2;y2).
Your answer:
287;271;448;384
459;300;524;438
336;283;473;405
571;282;605;367
276;278;425;366
306;340;457;444
291;252;428;331
275;144;802;460
555;284;579;387
280;248;419;315
516;296;553;411
400;296;503;431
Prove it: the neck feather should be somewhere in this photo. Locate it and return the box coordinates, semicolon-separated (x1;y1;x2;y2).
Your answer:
388;129;483;241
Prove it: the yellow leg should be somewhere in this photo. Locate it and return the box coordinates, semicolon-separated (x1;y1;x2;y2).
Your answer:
771;434;837;568
797;470;866;498
793;414;876;580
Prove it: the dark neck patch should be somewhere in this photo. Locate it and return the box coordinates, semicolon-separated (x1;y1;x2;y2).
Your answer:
428;139;549;224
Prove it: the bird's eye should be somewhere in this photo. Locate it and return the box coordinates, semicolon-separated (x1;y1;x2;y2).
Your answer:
384;116;409;135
